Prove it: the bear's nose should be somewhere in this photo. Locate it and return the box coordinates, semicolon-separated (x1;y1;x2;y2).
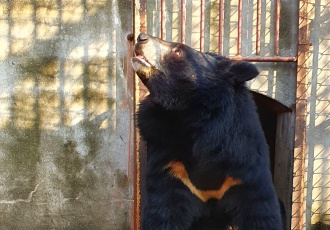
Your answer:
137;33;148;42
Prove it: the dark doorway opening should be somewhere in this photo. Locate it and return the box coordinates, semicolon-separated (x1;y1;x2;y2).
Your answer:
252;91;291;178
255;96;278;178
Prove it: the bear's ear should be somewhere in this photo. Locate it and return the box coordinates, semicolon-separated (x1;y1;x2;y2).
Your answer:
229;62;259;84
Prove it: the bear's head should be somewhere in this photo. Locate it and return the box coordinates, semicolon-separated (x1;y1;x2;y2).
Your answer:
131;33;259;110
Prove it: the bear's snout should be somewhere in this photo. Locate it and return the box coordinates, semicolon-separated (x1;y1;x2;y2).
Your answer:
132;34;173;82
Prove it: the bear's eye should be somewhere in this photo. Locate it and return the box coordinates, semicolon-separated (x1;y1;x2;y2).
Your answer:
172;47;182;58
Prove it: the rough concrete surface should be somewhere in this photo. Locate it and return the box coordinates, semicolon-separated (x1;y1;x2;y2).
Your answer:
303;0;330;227
0;0;134;229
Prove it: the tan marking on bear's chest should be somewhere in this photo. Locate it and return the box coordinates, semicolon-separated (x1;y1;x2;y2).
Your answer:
165;161;241;202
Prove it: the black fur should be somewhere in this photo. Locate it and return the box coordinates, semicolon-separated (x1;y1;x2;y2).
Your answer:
133;34;283;230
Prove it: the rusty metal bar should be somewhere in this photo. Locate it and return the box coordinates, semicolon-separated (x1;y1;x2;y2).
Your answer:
200;0;204;51
256;0;261;55
291;0;310;229
274;0;281;56
218;0;224;54
237;0;242;55
135;0;148;229
161;0;165;39
139;0;147;33
227;56;297;62
126;33;136;230
181;0;186;43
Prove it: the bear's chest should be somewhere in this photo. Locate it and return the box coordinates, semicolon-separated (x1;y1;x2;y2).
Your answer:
139;103;199;139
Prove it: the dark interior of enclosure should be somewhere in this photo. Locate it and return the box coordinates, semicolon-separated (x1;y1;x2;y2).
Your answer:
252;93;277;179
251;90;291;180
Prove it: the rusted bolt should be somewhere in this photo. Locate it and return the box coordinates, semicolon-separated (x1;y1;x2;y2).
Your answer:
127;33;134;41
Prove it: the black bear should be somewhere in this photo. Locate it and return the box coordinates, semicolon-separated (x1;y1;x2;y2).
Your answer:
132;33;283;230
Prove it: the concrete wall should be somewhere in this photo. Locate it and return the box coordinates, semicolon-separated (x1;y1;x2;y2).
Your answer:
0;0;135;229
303;0;330;228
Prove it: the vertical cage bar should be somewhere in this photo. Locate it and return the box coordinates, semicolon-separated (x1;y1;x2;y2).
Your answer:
256;0;261;56
161;0;165;39
136;1;148;229
126;34;136;230
291;0;310;228
139;0;147;33
181;0;186;43
237;0;242;55
126;5;136;230
218;0;224;54
200;0;204;51
274;0;281;56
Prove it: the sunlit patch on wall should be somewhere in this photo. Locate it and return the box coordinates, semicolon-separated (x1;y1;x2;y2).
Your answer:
11;76;37;129
263;0;272;53
86;58;109;121
61;58;113;128
40;59;59;80
13;92;36;129
0;2;7;16
11;4;33;19
250;70;277;99
40;92;61;130
0;96;10;129
68;39;110;59
0;38;9;60
316;86;330;115
228;6;239;55
86;0;107;16
62;0;84;24
38;60;60;130
68;46;85;59
11;22;34;55
169;0;180;42
10;4;34;55
88;40;110;58
63;60;84;126
315;115;330;130
0;14;9;60
310;144;330;225
36;6;59;40
65;99;85;127
313;145;327;174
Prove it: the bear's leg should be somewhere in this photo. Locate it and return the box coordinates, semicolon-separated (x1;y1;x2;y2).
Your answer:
141;189;201;230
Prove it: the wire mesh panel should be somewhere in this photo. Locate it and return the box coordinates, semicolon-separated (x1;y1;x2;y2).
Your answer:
137;0;298;112
138;0;296;62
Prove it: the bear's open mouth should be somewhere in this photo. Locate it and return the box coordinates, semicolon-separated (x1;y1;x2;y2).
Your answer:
132;51;151;68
